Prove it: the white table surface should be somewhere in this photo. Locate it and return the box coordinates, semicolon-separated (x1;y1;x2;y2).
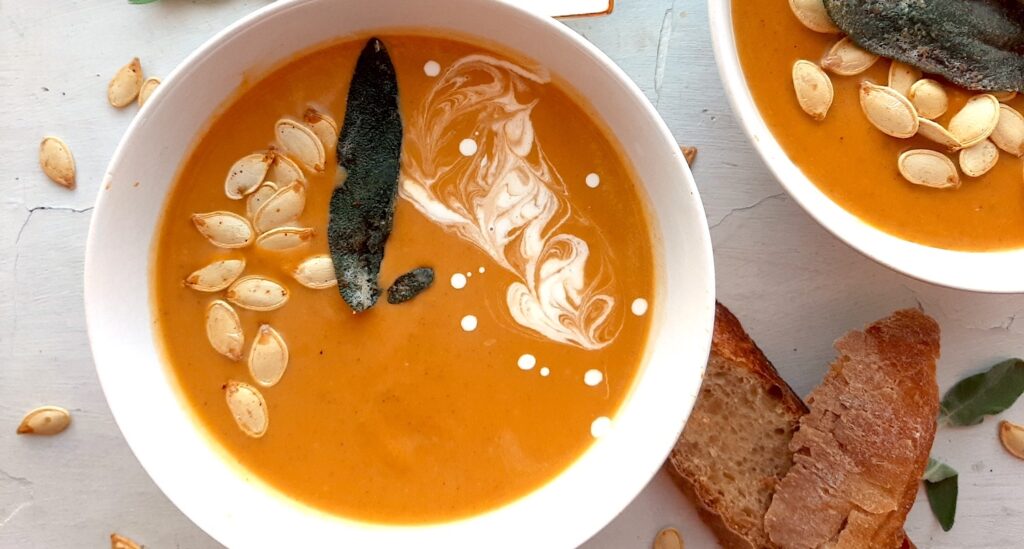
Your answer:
2;1;1023;547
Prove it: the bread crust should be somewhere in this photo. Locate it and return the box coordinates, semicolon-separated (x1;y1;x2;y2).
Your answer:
764;309;940;549
668;303;807;549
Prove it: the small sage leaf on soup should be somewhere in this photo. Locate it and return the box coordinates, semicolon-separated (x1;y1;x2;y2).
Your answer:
939;359;1024;426
922;457;958;532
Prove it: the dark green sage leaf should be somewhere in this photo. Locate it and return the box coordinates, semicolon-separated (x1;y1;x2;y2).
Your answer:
939;359;1024;426
923;458;958;532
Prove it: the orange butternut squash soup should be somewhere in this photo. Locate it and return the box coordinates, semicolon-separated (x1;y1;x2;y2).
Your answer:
152;34;656;524
734;1;1024;251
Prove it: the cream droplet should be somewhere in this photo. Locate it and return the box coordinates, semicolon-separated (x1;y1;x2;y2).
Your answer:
466;271;472;277
585;173;600;188
631;298;649;316
591;416;612;438
424;60;441;77
517;354;536;371
461;315;478;332
540;367;550;377
478;266;486;273
584;369;604;386
450;273;467;289
459;138;478;156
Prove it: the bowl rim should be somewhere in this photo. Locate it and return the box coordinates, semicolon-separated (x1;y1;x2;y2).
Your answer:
84;0;716;546
708;0;1024;294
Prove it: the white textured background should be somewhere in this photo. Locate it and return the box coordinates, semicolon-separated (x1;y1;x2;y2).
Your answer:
2;1;1022;547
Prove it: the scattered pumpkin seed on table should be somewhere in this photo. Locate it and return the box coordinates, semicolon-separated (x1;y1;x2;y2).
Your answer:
110;533;142;549
1000;420;1024;460
137;77;161;106
17;406;71;435
38;136;76;189
654;527;684;549
108;57;143;108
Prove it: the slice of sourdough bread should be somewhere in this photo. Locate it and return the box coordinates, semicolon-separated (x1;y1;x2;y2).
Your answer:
764;309;939;549
668;303;808;549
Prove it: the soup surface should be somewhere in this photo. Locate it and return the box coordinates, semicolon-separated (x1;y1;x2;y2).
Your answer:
153;34;655;523
734;0;1024;251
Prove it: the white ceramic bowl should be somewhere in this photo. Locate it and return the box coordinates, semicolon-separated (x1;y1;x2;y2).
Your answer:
84;0;715;547
709;0;1024;293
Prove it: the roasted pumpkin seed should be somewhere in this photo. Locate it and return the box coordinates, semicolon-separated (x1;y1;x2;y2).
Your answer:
255;226;314;251
859;82;919;138
39;136;76;189
246;181;278;219
907;79;949;120
304;108;339;152
253;181;305;233
137;77;160;107
225;381;268;438
107;58;143;108
791;60;833;121
654;528;684;549
248;325;289;387
275;118;325;172
821;37;878;76
191;211;254;248
226;276;289;311
991;104;1024;157
16;406;71;435
898;149;960;189
184;259;246;292
788;0;840;33
293;255;337;289
916;119;963;152
993;91;1018;103
205;300;244;361
948;94;1000;148
1000;420;1024;460
959;139;999;177
225;152;273;200
888;61;921;97
266;150;305;185
110;533;141;549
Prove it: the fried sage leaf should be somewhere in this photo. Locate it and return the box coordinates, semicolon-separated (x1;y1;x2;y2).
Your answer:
387;267;434;305
823;0;1024;92
922;457;958;532
328;38;403;312
939;358;1024;426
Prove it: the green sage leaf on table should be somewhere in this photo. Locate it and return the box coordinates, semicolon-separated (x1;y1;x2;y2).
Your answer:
923;457;958;532
128;0;159;4
939;358;1024;426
